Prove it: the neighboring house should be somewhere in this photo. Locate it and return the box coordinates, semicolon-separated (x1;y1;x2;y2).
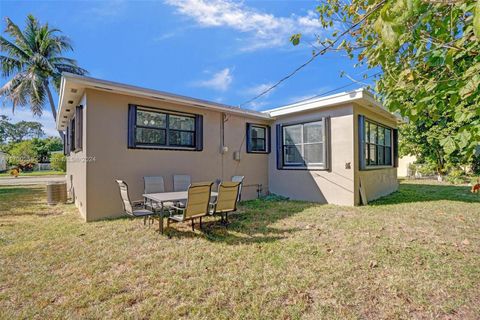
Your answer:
0;151;7;172
58;73;400;221
398;155;417;177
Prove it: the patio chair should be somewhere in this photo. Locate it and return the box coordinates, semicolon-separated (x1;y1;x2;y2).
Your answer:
167;182;213;232
210;181;241;224
173;174;191;192
144;176;173;210
231;175;245;202
116;180;156;225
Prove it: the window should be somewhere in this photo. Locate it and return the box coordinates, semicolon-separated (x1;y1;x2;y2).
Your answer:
246;124;270;153
278;119;328;169
64;105;83;155
128;105;203;150
364;119;393;167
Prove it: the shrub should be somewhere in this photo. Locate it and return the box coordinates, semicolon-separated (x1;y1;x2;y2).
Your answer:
446;168;467;184
7;140;38;171
50;153;66;172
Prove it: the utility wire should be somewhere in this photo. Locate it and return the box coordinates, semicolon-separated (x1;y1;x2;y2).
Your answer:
238;0;386;108
276;72;381;108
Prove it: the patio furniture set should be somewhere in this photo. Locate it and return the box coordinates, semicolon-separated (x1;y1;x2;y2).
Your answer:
116;174;245;234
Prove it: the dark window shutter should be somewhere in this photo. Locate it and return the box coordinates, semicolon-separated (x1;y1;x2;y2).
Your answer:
358;115;366;171
66;125;71;155
324;117;331;171
63;131;68;156
267;125;271;154
195;115;203;151
70;119;75;152
246;123;252;153
276;124;282;169
75;105;83;151
393;128;399;167
127;105;136;148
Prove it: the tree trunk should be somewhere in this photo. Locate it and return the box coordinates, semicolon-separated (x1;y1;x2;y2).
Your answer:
44;80;64;140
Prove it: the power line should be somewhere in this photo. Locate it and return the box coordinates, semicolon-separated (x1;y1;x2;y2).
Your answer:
275;72;381;109
238;0;386;108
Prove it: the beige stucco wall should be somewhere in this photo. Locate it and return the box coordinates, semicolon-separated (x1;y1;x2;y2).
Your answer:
268;104;356;206
76;89;269;221
66;94;88;219
353;104;399;204
66;89;400;221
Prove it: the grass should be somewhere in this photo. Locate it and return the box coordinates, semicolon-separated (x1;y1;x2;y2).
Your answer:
0;180;479;319
0;170;65;178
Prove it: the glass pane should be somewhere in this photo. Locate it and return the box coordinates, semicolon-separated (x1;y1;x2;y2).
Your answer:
304;121;323;143
137;110;166;128
169;115;195;131
377;146;385;165
284;145;303;165
283;125;302;145
369;144;376;165
251;126;265;139
169;130;194;146
378;127;385;145
385;128;391;146
136;128;165;145
252;138;266;151
385;147;392;165
369;123;377;144
304;143;323;165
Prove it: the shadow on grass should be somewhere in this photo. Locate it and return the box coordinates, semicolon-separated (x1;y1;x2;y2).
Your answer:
370;181;480;206
165;199;314;245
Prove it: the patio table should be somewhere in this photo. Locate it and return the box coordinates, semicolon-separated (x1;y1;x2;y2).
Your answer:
143;191;218;234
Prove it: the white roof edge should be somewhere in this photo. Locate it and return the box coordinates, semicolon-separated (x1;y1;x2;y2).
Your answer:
56;73;270;129
264;88;365;114
264;88;398;121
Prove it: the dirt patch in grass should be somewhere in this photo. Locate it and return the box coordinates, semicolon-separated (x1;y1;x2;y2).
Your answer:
0;181;479;319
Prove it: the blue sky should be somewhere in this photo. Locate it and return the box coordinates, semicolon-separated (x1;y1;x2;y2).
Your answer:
1;0;374;137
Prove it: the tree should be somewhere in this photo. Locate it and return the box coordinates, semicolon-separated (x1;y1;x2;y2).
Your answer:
8;120;44;142
0;115;12;144
31;136;62;162
294;0;480;168
0;15;87;138
7;140;38;171
0;115;44;143
50;152;66;172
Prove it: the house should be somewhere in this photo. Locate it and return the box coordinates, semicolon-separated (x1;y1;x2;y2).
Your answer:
0;151;7;172
398;155;417;177
57;73;400;221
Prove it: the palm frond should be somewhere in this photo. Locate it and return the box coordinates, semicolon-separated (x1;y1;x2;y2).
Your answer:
0;55;23;77
4;17;31;54
29;72;47;114
0;36;29;60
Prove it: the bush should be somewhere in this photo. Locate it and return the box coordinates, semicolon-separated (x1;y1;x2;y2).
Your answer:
50;153;66;172
446;168;467;184
7;140;38;171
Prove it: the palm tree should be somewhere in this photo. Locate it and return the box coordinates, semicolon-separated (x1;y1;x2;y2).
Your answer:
0;15;87;138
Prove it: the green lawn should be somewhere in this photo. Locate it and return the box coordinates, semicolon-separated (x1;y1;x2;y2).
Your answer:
0;170;65;178
0;181;479;319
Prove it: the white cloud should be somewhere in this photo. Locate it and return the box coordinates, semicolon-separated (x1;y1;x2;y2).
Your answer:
164;0;322;51
244;82;275;97
88;0;127;19
194;68;233;91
